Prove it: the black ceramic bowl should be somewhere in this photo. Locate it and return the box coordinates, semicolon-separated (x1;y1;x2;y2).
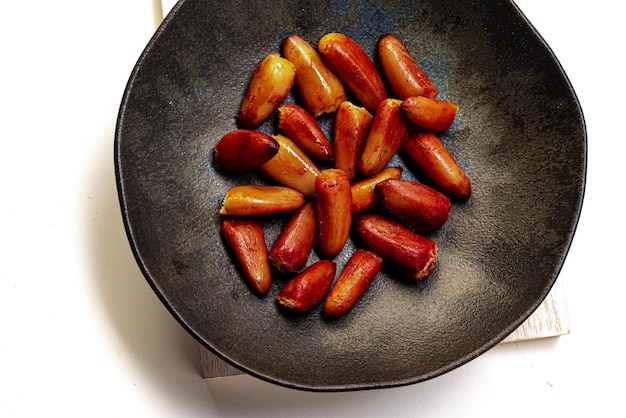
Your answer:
115;0;586;391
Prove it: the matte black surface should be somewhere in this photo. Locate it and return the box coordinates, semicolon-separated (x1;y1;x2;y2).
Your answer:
115;0;586;391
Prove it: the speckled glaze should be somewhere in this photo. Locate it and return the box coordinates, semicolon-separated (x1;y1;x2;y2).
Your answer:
115;0;586;391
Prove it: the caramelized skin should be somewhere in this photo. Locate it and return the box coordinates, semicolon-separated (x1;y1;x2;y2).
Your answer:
278;104;333;162
276;260;336;312
214;129;279;172
333;101;373;181
269;202;317;273
239;53;296;128
375;179;450;235
354;214;438;280
318;33;387;113
281;34;346;116
350;167;402;215
220;185;304;216
221;218;272;296
402;130;471;200
378;34;438;99
260;134;321;198
315;169;352;259
358;98;409;177
323;249;382;318
401;96;458;133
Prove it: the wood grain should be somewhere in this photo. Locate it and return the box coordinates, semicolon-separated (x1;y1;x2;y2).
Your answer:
199;347;243;378
502;278;570;343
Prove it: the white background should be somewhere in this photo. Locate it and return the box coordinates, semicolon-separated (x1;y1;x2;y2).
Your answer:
1;1;623;416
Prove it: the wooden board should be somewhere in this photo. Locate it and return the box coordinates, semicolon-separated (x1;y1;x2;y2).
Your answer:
502;278;570;342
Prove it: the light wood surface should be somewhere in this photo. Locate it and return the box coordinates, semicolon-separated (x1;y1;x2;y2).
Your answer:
502;278;569;343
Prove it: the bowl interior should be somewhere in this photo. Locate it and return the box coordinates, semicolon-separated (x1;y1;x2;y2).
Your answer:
115;0;586;391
